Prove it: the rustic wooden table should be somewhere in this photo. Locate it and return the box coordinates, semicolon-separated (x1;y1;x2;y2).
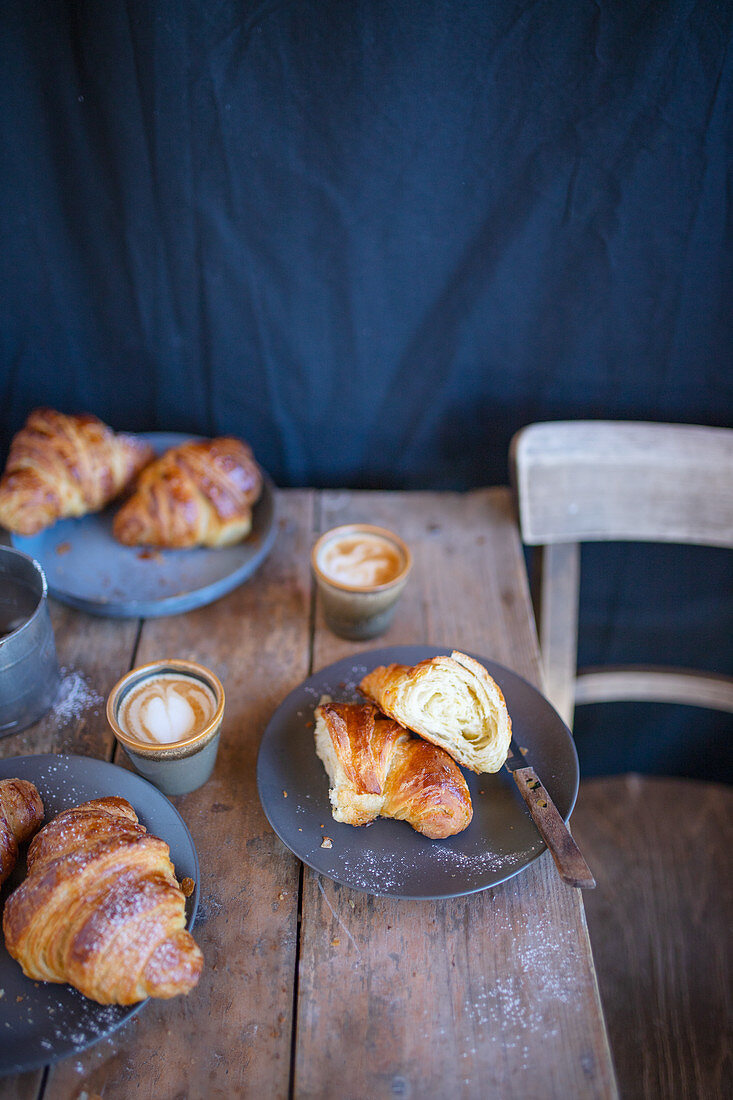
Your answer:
1;488;618;1099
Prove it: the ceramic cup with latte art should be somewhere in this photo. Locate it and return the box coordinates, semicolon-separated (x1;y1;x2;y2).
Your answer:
107;658;225;796
311;523;412;640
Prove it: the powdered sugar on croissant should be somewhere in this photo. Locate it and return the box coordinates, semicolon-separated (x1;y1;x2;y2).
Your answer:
2;796;202;1005
359;650;512;774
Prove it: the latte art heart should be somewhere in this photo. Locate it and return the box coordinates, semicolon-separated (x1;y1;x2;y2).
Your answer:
119;674;217;746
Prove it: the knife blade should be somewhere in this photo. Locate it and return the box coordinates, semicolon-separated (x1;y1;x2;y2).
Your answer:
504;738;595;889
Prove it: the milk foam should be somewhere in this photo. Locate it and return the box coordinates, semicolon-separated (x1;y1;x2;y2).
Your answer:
320;533;402;587
119;673;217;746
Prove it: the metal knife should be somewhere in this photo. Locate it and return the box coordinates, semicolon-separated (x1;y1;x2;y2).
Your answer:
505;739;596;889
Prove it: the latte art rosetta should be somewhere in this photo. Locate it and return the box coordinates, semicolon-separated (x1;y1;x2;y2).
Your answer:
119;673;217;746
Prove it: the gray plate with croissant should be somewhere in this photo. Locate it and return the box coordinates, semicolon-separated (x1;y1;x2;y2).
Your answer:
257;645;579;899
8;430;277;618
0;754;200;1075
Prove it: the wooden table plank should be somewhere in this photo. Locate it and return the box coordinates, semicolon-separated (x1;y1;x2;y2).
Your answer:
295;489;617;1099
0;488;617;1099
43;491;316;1100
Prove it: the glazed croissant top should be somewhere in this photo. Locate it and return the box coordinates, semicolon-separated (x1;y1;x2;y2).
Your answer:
2;796;203;1005
0;408;154;535
0;778;44;885
359;650;512;774
112;436;263;548
315;700;473;839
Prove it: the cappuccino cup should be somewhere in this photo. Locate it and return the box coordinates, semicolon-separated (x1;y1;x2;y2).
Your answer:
107;659;224;796
311;524;412;640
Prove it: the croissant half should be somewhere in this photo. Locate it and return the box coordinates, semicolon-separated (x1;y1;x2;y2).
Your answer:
0;409;154;535
2;796;203;1004
0;779;44;885
359;650;512;774
315;701;473;839
113;436;263;548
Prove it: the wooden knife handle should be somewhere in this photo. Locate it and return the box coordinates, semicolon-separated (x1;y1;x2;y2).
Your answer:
512;766;596;889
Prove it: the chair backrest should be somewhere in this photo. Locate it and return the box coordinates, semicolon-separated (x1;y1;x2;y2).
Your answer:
510;421;733;727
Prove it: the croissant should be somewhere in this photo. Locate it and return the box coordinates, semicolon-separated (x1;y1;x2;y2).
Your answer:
112;436;263;548
0;408;154;535
2;796;203;1004
0;779;44;885
359;650;512;774
315;700;473;839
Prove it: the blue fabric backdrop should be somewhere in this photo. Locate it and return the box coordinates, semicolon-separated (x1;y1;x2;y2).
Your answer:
1;0;731;778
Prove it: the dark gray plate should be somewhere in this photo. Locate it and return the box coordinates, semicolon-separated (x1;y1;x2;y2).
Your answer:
11;433;277;618
0;754;200;1075
257;646;579;899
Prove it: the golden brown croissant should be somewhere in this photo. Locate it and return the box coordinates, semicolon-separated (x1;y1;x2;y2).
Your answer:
359;650;512;774
0;408;154;535
112;436;263;548
0;779;44;885
2;796;203;1004
314;701;473;839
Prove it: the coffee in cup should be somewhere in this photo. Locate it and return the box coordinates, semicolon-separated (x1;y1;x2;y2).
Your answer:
117;673;218;747
107;659;224;796
311;524;412;640
317;530;404;588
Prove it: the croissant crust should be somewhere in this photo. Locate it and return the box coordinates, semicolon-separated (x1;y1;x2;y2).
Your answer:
112;436;263;548
359;650;512;774
2;796;203;1005
0;408;154;535
0;778;44;885
315;701;473;839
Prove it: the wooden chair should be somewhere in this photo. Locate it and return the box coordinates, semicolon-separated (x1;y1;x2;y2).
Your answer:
510;420;733;1100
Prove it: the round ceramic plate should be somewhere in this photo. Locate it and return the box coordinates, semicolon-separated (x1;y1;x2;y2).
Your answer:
11;433;277;618
0;754;200;1075
257;646;579;899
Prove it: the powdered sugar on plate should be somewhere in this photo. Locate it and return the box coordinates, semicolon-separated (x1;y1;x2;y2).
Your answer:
330;840;540;895
51;668;104;723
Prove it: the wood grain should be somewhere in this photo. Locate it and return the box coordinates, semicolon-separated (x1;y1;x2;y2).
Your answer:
512;421;733;548
574;667;733;712
572;776;733;1100
43;491;316;1100
511;420;733;733
535;541;579;726
0;489;620;1099
295;488;617;1099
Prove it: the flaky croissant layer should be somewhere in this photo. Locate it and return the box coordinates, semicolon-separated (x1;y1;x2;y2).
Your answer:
359;650;512;774
2;796;203;1005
